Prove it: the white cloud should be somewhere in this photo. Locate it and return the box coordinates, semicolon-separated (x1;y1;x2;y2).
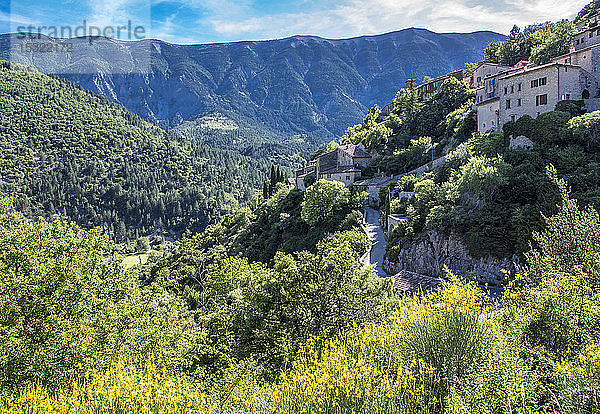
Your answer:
87;0;151;34
152;12;201;43
203;0;590;42
1;9;40;27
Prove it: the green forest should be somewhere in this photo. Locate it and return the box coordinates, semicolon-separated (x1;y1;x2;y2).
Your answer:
0;61;271;241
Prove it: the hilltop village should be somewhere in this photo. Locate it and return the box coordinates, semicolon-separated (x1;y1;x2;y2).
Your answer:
295;13;600;202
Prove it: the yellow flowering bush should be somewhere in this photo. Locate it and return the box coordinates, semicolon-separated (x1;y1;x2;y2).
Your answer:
553;343;600;412
1;276;493;414
1;362;212;414
271;274;493;414
0;360;278;414
273;333;438;414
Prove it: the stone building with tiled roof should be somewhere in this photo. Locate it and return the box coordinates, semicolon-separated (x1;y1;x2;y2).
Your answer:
476;13;600;134
293;143;372;190
392;270;441;293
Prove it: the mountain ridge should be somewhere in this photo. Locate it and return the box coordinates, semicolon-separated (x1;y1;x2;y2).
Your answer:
0;28;505;157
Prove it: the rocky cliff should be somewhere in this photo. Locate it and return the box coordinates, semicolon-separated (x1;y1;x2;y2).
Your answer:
386;229;517;285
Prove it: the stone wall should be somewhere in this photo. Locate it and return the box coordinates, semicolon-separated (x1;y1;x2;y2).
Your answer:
497;65;562;127
477;98;500;133
509;135;534;150
408;155;447;177
385;229;517;286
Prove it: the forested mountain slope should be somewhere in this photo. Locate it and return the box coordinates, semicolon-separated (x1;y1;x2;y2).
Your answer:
0;29;503;157
0;61;270;240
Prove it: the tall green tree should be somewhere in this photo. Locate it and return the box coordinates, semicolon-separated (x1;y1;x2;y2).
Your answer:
301;180;351;227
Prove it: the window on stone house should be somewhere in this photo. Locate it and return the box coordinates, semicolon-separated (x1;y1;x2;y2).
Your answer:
511;115;516;122
539;77;547;86
506;99;511;109
591;32;594;38
504;87;508;95
577;39;580;45
511;85;514;93
536;94;548;106
518;83;522;91
346;175;350;180
517;98;522;106
531;79;539;88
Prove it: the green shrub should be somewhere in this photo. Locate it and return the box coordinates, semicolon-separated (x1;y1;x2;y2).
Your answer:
502;166;600;360
0;199;196;391
301;180;351;227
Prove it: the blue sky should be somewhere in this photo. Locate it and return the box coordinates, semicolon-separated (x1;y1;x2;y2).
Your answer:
0;0;591;44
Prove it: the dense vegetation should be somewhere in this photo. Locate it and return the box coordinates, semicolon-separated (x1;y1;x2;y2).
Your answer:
0;176;395;392
577;0;600;22
343;76;475;176
381;100;600;260
0;61;270;241
151;180;366;267
3;170;600;413
484;21;574;66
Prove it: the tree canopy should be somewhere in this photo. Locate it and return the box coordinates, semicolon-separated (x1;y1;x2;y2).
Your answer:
0;61;270;242
484;21;574;66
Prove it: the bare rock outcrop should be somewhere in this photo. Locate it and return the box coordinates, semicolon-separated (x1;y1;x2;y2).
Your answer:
386;230;517;286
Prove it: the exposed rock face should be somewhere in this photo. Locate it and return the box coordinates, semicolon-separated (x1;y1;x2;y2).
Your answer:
388;230;517;285
509;135;534;150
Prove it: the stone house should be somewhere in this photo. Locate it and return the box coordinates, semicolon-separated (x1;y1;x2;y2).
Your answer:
476;61;584;133
293;143;372;190
415;69;465;100
476;13;600;134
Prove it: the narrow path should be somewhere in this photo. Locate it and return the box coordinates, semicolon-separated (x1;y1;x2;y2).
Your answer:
361;207;506;302
361;207;386;277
